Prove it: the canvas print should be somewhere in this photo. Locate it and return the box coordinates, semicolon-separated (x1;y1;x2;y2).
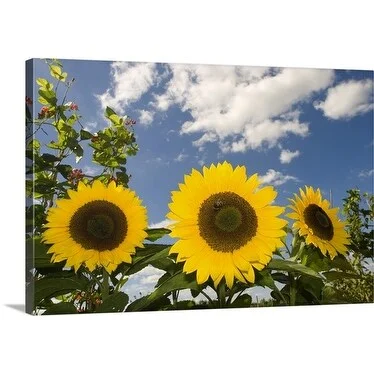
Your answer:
25;59;373;315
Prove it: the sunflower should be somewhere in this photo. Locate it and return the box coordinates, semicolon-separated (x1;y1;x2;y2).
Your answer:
288;186;349;258
167;162;286;288
43;180;147;273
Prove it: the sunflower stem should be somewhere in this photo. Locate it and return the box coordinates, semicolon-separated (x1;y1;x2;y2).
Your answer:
217;281;226;308
201;290;214;305
172;290;178;306
101;269;110;301
289;273;297;306
226;287;236;306
114;273;128;292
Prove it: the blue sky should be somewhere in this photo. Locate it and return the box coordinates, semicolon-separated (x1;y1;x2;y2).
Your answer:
32;59;373;301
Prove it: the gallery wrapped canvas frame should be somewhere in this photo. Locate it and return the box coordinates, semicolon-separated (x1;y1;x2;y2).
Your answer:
25;58;373;315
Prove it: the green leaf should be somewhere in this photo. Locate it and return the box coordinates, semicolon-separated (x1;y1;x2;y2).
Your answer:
304;247;354;273
271;272;289;284
116;171;129;186
126;295;171;312
155;272;173;288
126;245;171;275
38;88;57;106
43;302;78;315
267;258;322;279
41;153;61;163
127;271;199;312
66;114;78;126
132;243;171;258
322;286;339;303
104;106;123;126
322;271;361;282
56;164;73;179
331;256;354;272
33;173;56;196
145;228;171;242
47;141;64;150
26;204;46;232
72;144;84;163
230;294;252;308
105;106;116;118
165;300;196;310
36;78;49;87
298;276;324;302
148;271;200;300
80;129;93;140
26;237;65;270
31;139;40;152
255;270;277;290
34;276;88;304
50;65;67;82
190;289;201;298
150;257;176;272
96;292;129;313
38;96;49;105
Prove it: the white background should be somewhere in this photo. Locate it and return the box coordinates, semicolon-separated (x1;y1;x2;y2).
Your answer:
0;1;373;373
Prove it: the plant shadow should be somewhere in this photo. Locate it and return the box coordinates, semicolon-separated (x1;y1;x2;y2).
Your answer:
5;304;25;313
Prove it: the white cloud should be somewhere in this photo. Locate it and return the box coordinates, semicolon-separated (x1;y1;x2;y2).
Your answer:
314;79;374;119
194;152;208;167
192;132;218;151
83;121;97;132
145;157;170;167
227;119;309;153
260;169;299;186
96;62;158;114
149;218;174;229
153;65;334;153
279;149;300;164
82;165;101;176
358;169;374;178
123;266;165;299
174;152;188;162
138;110;154;126
279;109;302;121
140;272;165;286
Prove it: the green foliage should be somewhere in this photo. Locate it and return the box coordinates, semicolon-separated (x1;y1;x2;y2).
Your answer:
80;129;93;140
96;293;129;313
125;244;173;275
27;60;140;315
43;302;78;315
126;295;171;312
229;294;252;308
86;106;139;186
26;205;46;235
126;271;200;312
343;189;373;257
267;258;322;279
26;60;373;315
145;228;172;242
27;237;65;270
321;189;374;304
34;276;88;305
49;64;68;82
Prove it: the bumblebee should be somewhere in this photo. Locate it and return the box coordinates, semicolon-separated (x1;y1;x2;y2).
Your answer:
213;199;224;211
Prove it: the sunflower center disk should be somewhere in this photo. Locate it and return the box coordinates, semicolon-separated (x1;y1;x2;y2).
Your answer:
87;215;114;239
303;204;334;240
198;192;257;253
69;200;128;251
214;207;242;232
